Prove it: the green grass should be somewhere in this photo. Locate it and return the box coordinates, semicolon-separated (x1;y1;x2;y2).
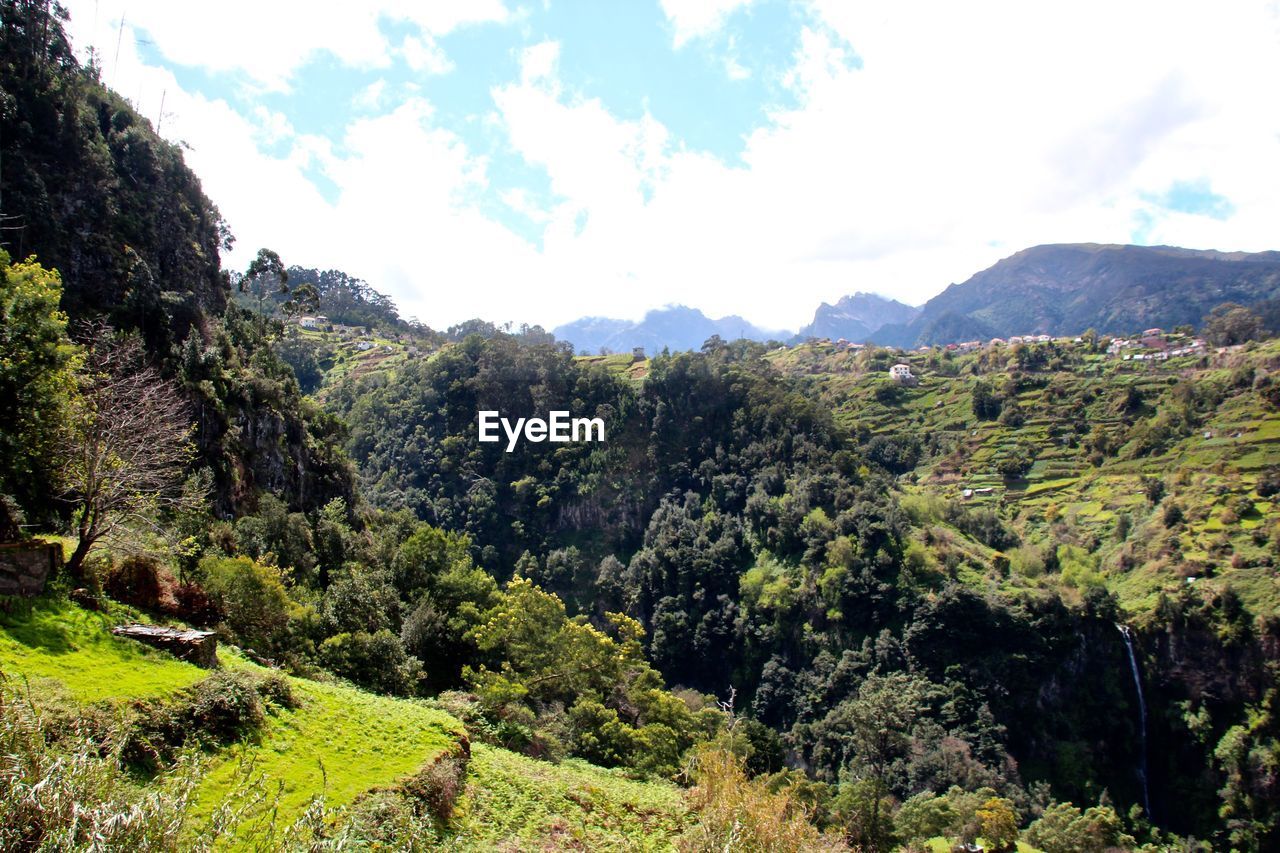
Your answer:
0;598;207;701
448;744;689;850
188;675;465;839
0;598;690;849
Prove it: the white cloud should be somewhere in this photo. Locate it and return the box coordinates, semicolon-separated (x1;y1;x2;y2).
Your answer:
722;36;750;81
63;0;505;90
659;0;754;48
55;0;1280;332
401;35;454;76
352;80;389;113
518;40;561;86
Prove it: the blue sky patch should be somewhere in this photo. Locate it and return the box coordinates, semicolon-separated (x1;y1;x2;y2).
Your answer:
1144;178;1236;220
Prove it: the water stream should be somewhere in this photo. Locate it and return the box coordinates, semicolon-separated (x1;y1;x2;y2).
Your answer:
1116;623;1152;818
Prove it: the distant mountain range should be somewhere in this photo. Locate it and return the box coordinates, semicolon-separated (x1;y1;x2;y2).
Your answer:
797;292;919;342
552;244;1280;354
870;243;1280;348
553;306;785;355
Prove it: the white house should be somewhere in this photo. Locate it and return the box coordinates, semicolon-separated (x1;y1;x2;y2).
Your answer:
889;363;914;383
299;316;319;329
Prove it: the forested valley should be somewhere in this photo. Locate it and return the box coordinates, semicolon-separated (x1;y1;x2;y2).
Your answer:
1;3;1277;850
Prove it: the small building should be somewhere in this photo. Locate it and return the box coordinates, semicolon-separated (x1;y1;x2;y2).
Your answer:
299;316;320;329
632;346;646;360
988;338;1006;347
355;340;375;351
889;363;915;384
1143;327;1164;337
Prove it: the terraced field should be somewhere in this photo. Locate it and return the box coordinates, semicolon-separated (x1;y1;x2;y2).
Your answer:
768;339;1280;617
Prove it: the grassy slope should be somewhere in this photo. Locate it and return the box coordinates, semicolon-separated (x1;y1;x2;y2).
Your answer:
0;599;207;701
0;598;689;848
767;339;1280;618
186;673;464;837
450;745;688;850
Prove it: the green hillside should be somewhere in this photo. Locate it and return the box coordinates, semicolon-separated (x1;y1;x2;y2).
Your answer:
767;337;1280;617
0;597;688;849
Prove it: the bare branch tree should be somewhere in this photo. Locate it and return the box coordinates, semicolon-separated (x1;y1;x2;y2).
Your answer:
59;328;196;579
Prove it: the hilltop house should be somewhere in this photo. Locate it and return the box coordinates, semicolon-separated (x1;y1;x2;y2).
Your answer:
889;363;916;384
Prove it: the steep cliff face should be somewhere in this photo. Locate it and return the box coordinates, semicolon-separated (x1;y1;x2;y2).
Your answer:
0;5;229;349
187;366;354;518
1017;617;1142;809
1;4;354;520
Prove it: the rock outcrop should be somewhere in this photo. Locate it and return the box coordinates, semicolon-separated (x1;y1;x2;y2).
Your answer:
112;624;219;668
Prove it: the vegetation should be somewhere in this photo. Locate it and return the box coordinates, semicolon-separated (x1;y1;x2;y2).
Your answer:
2;4;1279;850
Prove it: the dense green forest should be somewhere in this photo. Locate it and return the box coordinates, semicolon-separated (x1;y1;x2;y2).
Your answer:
1;3;1277;850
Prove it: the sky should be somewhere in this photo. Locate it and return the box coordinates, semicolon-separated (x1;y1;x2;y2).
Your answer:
62;0;1280;332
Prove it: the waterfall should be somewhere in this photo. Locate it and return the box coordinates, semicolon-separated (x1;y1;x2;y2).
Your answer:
1116;623;1151;818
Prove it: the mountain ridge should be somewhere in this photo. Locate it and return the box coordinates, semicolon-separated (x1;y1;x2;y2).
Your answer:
797;291;920;342
553;243;1280;354
871;243;1280;347
553;304;786;354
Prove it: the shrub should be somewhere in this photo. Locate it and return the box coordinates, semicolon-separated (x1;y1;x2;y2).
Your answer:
1260;467;1280;498
105;555;177;613
184;670;267;743
679;745;841;852
256;671;300;710
402;754;468;826
342;791;441;846
174;580;222;625
319;629;424;696
199;555;293;653
0;688;198;850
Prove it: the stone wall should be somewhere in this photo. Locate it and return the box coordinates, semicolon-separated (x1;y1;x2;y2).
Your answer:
0;541;61;597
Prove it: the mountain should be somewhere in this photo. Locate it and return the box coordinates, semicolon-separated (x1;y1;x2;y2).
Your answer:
872;243;1280;347
553;305;785;354
798;292;919;341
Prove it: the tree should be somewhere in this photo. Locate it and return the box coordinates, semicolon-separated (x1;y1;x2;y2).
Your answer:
975;796;1019;851
59;330;196;578
1202;302;1263;346
0;252;76;523
971;380;1002;420
238;248;290;322
831;672;928;852
997;446;1034;481
1025;802;1132;853
894;791;956;845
